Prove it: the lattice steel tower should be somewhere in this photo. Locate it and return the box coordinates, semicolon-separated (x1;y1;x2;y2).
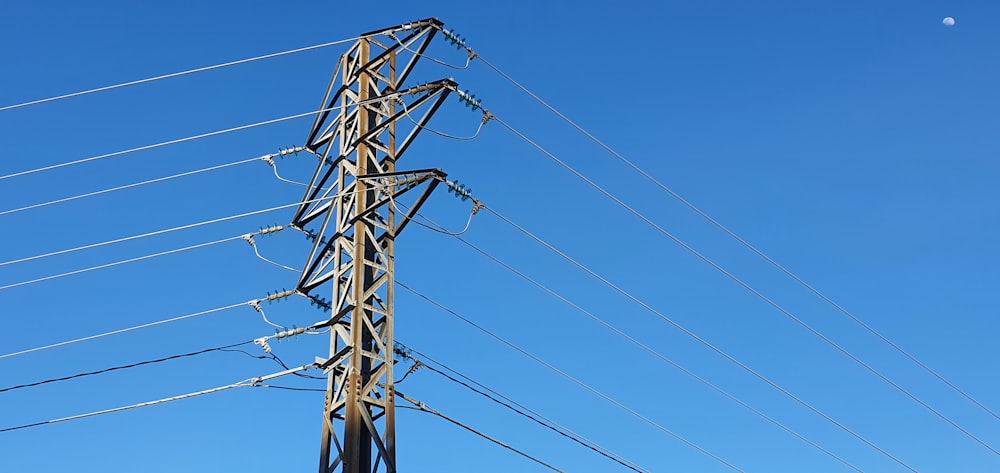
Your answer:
290;19;456;473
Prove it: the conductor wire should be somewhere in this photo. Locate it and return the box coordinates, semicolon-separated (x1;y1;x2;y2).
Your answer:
0;36;363;112
0;302;247;360
411;213;862;472
397;391;564;472
396;281;745;472
0;92;410;182
479;52;1000;426
0;155;262;217
491;114;1000;459
0;363;316;433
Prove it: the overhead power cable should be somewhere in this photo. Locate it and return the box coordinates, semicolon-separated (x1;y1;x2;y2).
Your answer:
395;343;649;473
0;363;316;433
476;204;917;472
395;280;744;472
407;212;862;472
0;235;242;292
0;89;410;182
0;37;362;113
0;340;257;394
0;289;303;361
474;51;1000;427
0;149;298;218
0;110;319;182
0;197;331;268
257;385;325;393
490;115;1000;458
396;390;564;473
0;303;247;360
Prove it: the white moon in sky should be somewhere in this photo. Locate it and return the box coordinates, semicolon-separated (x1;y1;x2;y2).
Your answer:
943;17;956;26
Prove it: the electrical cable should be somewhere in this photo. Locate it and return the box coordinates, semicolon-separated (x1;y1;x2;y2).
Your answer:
395;343;649;473
0;154;263;217
490;115;1000;458
0;37;363;112
396;96;486;140
0;363;316;433
0;235;245;292
267;157;315;187
244;235;299;273
481;202;921;471
388;32;473;70
0;110;323;182
0;90;412;182
394;280;745;473
0;302;249;361
1;199;321;269
257;385;325;393
409;206;478;236
268;352;327;381
0;340;256;394
396;391;565;473
248;300;290;330
476;51;1000;426
408;213;863;472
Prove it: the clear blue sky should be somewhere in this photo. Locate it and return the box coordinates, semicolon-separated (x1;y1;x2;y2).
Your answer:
2;2;999;472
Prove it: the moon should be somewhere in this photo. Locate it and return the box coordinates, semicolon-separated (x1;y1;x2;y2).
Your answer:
943;17;956;26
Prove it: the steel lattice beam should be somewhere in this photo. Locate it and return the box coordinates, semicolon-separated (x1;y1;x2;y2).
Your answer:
290;18;453;473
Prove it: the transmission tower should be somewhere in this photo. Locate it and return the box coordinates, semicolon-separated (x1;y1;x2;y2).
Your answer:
290;19;455;473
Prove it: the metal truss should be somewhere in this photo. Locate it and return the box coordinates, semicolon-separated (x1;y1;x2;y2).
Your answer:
289;18;454;473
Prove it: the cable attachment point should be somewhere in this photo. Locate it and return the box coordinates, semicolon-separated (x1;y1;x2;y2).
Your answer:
471;200;485;215
445;179;473;201
249;299;263;313
456;89;482;112
395;359;424;384
241;234;256;246
254;337;273;354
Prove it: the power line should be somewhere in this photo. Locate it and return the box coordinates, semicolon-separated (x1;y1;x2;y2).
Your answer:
407;212;862;472
475;51;1000;427
0;235;243;292
0;363;316;433
0;110;323;182
394;280;745;472
0;302;249;361
0;88;409;183
395;343;649;473
0;205;373;291
478;203;917;472
257;384;325;393
0;340;256;394
0;152;279;217
0;199;326;268
489;114;1000;458
396;391;565;473
0;37;362;112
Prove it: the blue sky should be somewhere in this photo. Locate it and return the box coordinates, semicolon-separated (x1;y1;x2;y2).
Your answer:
1;1;999;472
